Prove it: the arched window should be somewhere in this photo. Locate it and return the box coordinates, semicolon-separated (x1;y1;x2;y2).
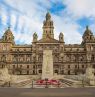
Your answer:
68;70;70;75
33;70;35;74
91;55;94;61
67;55;70;62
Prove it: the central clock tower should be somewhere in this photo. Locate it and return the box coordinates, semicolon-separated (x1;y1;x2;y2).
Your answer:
43;12;54;39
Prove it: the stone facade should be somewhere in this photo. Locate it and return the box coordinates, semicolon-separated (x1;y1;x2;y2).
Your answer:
0;12;95;75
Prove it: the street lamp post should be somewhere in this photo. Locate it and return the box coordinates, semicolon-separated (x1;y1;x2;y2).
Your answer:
9;81;11;87
82;75;85;87
45;78;48;88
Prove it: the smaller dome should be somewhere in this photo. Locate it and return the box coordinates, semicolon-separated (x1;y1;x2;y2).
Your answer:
2;27;14;43
82;26;95;43
4;27;13;36
83;26;93;36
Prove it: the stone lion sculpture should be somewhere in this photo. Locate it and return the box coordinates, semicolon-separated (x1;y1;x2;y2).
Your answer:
0;67;17;86
86;64;94;80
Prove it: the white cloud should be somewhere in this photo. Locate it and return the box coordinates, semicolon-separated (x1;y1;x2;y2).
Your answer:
89;24;95;35
5;0;50;17
52;14;82;44
0;4;7;25
63;0;95;19
14;32;32;44
10;13;16;28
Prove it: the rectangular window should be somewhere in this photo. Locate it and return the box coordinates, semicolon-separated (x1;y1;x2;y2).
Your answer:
27;65;29;68
68;65;70;68
13;65;15;68
82;65;84;68
20;65;22;68
39;70;42;73
93;65;95;68
75;65;77;68
27;71;29;74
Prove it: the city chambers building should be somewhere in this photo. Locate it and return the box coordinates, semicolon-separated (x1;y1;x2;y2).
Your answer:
0;12;95;75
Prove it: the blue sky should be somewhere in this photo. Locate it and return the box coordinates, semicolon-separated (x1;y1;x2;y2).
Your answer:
0;0;95;44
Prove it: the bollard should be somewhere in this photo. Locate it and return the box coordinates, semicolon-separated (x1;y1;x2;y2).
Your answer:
9;81;11;87
32;80;33;88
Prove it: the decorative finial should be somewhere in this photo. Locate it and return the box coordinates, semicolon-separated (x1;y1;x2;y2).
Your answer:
86;25;89;30
8;26;11;30
46;12;51;20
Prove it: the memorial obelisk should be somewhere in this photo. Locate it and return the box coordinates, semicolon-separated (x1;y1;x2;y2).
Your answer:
42;50;53;79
